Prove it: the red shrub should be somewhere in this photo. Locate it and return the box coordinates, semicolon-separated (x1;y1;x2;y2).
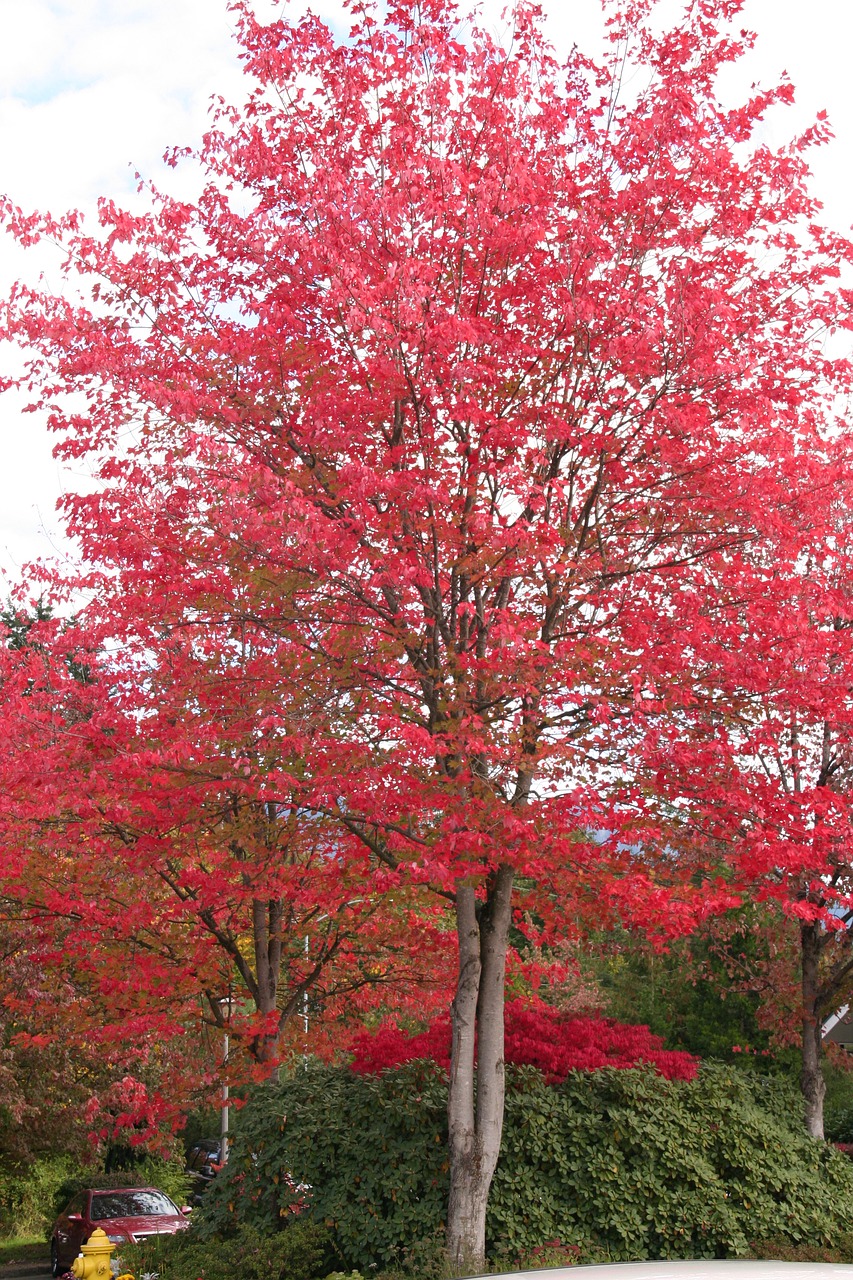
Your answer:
349;1000;698;1082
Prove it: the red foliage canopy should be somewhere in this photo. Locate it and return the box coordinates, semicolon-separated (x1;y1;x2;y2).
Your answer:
1;0;851;1181
350;1001;698;1082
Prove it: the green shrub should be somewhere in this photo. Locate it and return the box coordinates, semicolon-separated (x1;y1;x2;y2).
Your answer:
196;1061;447;1268
822;1061;853;1143
489;1064;853;1263
117;1220;333;1280
198;1061;853;1274
0;1155;75;1238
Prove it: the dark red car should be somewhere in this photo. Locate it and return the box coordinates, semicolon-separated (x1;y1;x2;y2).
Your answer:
50;1187;190;1277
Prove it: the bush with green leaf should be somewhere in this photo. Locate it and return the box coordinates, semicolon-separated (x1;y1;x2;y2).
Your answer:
198;1061;853;1274
195;1061;447;1269
116;1220;333;1280
490;1064;853;1263
0;1155;75;1238
821;1059;853;1144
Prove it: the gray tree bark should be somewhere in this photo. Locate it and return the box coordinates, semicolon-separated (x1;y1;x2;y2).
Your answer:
801;921;826;1140
446;864;514;1275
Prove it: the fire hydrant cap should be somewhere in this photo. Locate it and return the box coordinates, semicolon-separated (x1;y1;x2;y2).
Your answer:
80;1231;114;1255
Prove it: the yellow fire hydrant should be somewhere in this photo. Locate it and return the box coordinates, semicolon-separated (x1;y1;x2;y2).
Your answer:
71;1229;115;1280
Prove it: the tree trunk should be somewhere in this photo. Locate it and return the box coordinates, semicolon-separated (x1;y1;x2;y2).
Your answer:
446;864;514;1276
252;896;284;1064
801;921;826;1140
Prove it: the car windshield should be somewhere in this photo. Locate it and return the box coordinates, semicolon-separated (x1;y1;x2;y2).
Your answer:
90;1192;178;1220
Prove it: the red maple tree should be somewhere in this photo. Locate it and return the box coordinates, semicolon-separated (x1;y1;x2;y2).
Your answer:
632;467;853;1139
0;597;451;1102
2;0;852;1265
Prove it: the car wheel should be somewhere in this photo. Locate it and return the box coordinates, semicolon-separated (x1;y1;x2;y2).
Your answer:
50;1242;61;1279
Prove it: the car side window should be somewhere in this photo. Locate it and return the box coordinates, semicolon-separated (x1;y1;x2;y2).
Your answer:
188;1144;218;1172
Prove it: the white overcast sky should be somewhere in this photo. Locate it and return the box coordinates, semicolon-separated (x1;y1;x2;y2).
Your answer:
0;0;851;587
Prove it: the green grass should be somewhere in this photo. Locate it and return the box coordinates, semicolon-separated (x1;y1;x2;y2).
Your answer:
0;1237;49;1268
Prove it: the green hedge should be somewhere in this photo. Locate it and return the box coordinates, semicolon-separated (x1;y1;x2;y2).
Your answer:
0;1155;75;1238
116;1221;333;1280
197;1062;853;1274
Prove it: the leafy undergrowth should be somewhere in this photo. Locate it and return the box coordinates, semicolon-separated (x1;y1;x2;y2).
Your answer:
0;1156;75;1240
195;1061;853;1275
749;1235;853;1263
116;1222;332;1280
